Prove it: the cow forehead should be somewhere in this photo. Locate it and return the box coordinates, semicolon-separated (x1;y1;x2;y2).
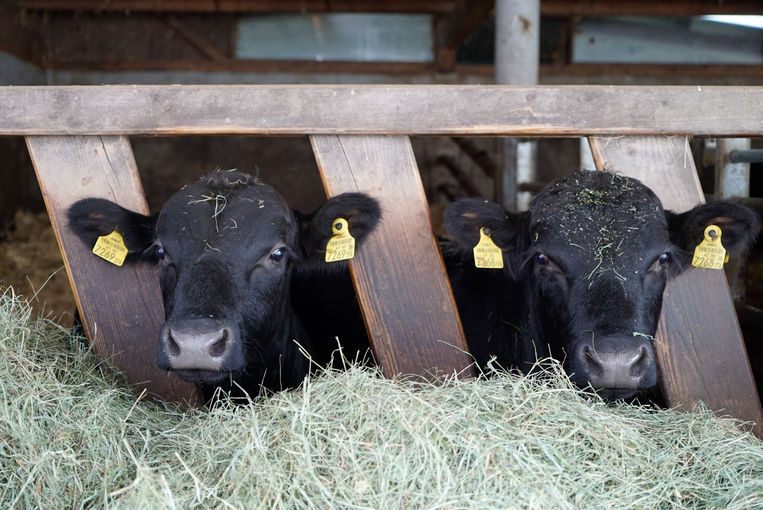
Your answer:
156;177;296;251
530;172;668;267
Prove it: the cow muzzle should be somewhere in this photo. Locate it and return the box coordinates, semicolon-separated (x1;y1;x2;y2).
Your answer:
572;334;657;397
158;318;242;374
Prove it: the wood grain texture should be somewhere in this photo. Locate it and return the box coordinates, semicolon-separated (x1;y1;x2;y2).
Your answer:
1;85;762;136
26;135;201;405
311;135;474;379
589;135;762;436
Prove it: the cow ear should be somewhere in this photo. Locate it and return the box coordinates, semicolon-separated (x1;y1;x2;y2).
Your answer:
668;200;760;257
297;192;381;262
68;198;157;261
443;198;524;252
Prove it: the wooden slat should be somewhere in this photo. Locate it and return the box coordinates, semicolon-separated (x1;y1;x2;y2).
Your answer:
311;134;474;379
1;85;762;136
26;135;201;405
589;135;762;436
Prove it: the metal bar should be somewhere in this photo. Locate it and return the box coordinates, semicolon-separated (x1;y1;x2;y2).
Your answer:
729;149;763;164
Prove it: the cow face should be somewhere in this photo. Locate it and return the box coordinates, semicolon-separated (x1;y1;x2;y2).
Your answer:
445;170;758;400
151;173;298;385
69;170;380;391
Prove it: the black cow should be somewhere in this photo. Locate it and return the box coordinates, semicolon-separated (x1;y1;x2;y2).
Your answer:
443;170;759;400
68;170;380;399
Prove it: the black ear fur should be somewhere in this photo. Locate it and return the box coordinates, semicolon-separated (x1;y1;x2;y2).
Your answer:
68;198;157;262
443;198;523;251
296;192;381;263
668;200;760;258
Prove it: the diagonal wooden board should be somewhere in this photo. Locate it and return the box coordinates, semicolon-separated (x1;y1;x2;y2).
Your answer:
311;135;474;380
589;135;762;436
27;135;201;405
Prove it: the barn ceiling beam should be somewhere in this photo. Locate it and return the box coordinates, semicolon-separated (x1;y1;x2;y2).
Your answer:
0;8;237;69
0;4;44;64
2;3;761;79
14;0;763;15
13;0;460;14
163;17;231;63
541;0;763;16
435;0;493;73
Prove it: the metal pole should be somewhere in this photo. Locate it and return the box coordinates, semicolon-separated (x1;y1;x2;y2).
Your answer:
494;0;539;211
716;138;751;199
715;137;751;301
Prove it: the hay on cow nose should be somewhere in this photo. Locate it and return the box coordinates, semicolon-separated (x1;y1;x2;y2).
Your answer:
1;285;762;509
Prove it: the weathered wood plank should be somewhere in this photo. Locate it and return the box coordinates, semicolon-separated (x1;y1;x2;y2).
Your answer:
1;85;762;136
589;135;762;436
26;135;201;405
311;134;474;379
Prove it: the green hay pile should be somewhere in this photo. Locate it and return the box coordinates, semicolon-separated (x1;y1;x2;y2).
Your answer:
1;288;762;509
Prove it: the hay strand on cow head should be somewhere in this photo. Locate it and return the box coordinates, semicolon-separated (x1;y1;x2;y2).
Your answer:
1;286;761;509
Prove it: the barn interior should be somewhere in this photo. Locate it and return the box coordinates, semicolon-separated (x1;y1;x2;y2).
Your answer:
0;1;761;395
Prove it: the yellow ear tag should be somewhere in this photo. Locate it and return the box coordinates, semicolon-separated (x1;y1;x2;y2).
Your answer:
92;230;128;267
473;227;503;269
325;218;355;263
691;225;727;270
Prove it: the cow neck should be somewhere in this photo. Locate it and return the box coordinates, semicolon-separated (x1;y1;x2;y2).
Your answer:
246;295;311;392
520;278;553;368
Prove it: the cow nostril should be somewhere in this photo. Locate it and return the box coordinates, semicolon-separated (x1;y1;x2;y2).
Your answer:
630;345;650;378
582;345;603;377
166;329;181;357
208;329;229;358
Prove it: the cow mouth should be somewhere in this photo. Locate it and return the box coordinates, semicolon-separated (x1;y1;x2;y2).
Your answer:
169;368;232;385
593;387;640;401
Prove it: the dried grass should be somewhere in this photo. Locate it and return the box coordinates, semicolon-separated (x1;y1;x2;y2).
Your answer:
1;287;762;509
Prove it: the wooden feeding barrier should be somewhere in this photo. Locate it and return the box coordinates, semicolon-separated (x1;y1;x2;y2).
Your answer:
1;85;761;435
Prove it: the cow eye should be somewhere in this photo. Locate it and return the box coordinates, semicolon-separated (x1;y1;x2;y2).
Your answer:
535;253;548;266
156;247;166;260
658;252;670;266
269;248;285;262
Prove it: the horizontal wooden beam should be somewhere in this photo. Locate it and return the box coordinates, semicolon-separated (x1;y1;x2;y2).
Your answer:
1;85;762;137
539;63;763;80
17;0;763;15
26;58;763;82
542;0;763;16
15;0;459;13
40;58;439;75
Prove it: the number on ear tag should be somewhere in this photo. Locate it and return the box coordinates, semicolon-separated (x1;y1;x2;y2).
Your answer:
92;231;128;267
473;227;503;269
691;225;727;270
325;218;355;263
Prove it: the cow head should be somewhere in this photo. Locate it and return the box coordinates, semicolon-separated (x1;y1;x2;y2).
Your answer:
69;170;380;391
445;170;758;400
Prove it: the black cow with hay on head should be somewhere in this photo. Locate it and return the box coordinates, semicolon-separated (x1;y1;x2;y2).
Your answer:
443;169;759;401
68;169;380;401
